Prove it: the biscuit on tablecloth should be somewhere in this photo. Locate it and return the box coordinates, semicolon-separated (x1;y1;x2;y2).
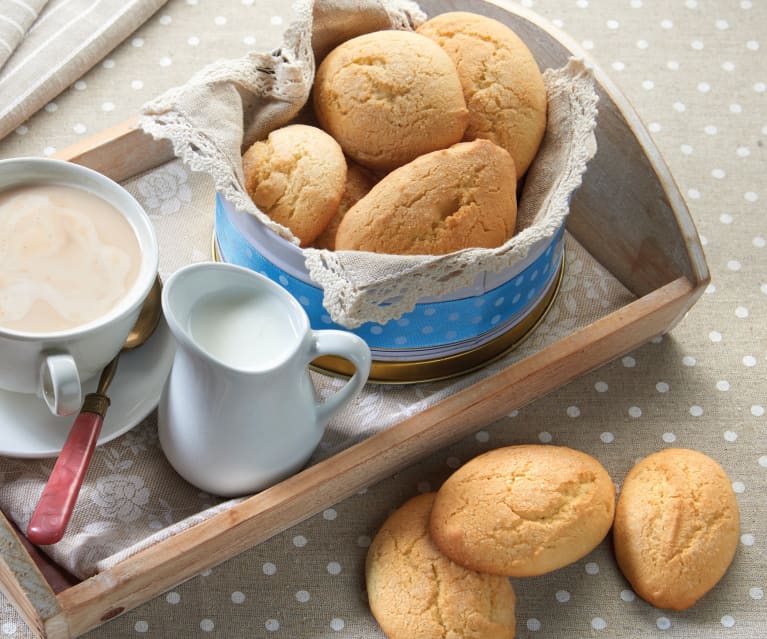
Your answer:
366;492;516;639
429;445;615;577
418;11;547;178
313;30;468;172
613;448;740;611
335;139;517;255
242;123;347;246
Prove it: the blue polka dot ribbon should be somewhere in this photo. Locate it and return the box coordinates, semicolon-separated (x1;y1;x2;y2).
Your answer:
215;194;564;359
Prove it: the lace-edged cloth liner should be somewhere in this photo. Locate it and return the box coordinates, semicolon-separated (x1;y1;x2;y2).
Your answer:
139;0;598;328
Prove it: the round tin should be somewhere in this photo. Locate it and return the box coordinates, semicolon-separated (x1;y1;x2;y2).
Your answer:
213;194;564;383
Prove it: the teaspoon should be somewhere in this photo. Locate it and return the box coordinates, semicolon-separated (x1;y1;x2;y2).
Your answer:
27;275;163;546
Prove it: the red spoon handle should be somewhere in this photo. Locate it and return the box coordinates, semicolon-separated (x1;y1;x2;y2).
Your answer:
27;408;105;546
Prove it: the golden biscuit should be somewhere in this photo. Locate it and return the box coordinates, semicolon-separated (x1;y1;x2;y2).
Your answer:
366;493;517;639
313;161;377;250
430;445;616;577
613;448;740;611
418;12;547;177
335;139;517;255
242;124;347;247
313;30;468;172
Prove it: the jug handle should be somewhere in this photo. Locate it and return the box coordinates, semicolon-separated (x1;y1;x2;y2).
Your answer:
310;330;371;426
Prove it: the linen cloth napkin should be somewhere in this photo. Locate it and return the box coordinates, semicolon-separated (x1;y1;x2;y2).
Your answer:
0;0;167;140
0;0;48;70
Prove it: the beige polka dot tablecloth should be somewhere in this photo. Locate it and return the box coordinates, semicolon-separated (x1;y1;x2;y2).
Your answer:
1;0;766;637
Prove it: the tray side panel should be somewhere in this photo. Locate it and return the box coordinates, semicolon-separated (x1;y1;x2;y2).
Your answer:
0;512;68;639
52;116;175;184
57;277;697;638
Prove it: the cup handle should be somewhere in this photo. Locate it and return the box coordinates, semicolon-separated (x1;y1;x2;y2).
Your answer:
39;353;82;416
309;331;371;426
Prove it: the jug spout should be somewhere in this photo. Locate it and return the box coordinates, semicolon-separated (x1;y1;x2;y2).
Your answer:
161;263;307;375
162;263;230;345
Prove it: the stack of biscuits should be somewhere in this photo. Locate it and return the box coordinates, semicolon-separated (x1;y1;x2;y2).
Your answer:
241;11;548;253
364;445;740;639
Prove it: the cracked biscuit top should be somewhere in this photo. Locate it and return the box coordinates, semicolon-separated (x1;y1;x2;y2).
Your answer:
429;445;616;577
334;139;517;255
365;492;517;639
417;11;548;178
242;123;347;247
312;29;468;172
613;448;740;611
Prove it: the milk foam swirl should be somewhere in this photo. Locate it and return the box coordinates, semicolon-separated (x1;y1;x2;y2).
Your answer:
0;186;141;333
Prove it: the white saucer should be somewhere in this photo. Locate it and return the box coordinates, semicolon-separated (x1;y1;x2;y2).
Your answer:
0;317;175;459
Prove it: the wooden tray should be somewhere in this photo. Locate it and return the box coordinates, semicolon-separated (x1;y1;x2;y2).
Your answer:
0;1;709;637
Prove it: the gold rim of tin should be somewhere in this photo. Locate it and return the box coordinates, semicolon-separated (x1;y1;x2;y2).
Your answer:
313;256;563;384
213;233;564;384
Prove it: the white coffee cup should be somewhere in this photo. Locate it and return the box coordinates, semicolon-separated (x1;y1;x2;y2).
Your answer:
0;158;159;416
158;262;372;496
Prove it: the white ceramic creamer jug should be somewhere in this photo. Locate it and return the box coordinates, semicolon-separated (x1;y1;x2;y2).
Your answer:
158;262;371;496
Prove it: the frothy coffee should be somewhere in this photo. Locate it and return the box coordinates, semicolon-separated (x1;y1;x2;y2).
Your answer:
0;183;142;333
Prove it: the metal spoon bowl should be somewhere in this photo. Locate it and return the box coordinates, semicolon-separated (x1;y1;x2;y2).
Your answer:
27;275;163;546
125;277;163;349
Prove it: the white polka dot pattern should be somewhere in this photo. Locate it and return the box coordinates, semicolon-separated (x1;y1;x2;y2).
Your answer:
1;0;766;638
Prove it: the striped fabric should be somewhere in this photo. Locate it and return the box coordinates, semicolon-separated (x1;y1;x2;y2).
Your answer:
0;0;47;69
0;0;166;140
